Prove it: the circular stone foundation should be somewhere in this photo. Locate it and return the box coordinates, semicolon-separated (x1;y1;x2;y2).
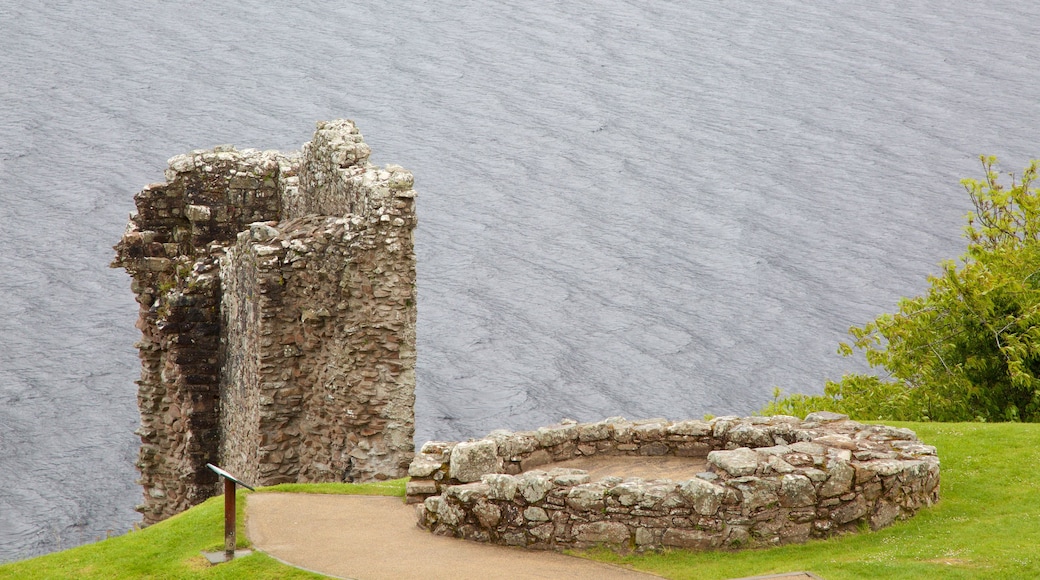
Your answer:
407;413;939;553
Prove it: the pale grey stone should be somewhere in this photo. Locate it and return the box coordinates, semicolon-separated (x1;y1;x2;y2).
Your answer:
813;434;858;450
730;476;779;512
819;461;855;498
667;420;712;436
678;477;724;515
804;411;849;423
408;455;444;478
578;420;612;441
517;471;555;503
566;484;606;511
482;473;518;501
788;441;827;456
779;474;816;508
535;424;578;447
766;455;796;474
708;447;761;477
609;481;644;506
550;470;591;487
632;421;667;440
524;506;550;522
449;439;500;483
406;479;438;496
530;523;553;542
445;482;489;504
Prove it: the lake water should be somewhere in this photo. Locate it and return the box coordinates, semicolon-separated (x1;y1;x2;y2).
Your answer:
1;0;1037;562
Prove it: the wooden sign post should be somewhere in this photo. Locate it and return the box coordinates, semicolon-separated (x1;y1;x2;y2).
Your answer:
205;463;256;563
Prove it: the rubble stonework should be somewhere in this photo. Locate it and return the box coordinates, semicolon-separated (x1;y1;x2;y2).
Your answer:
113;120;416;524
411;413;939;553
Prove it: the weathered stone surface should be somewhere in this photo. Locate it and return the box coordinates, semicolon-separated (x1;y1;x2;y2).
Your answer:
445;482;489;504
779;474;816;508
731;476;779;512
832;495;869;524
574;522;629;545
566;484;606;511
449;440;501;483
517;471;555;503
524;506;550;522
408;456;444;478
114;121;417;523
870;500;901;530
679;477;724;515
413;415;939;554
804;411;849;423
708;447;760;477
819;461;855;498
663;528;717;550
482;473;518;501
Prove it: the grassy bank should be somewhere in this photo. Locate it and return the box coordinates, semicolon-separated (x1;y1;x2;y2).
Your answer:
3;424;1038;579
0;480;406;580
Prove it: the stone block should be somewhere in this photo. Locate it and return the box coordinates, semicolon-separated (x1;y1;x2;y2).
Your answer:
708;447;761;477
524;506;550;522
779;474;816;508
679;477;724;516
449;440;500;483
819;461;855;498
574;522;629;545
517;471;555;503
831;495;869;525
566;484;606;512
482;473;518;501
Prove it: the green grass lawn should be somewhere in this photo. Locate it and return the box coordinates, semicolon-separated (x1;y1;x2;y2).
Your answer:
0;480;407;580
2;423;1038;579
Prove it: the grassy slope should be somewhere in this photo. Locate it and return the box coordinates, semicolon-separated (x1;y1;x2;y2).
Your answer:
589;422;1040;579
3;424;1038;579
0;480;407;580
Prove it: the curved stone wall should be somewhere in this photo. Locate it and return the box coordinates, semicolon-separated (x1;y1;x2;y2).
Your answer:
409;413;939;552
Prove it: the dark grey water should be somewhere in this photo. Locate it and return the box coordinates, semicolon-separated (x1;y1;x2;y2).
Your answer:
1;0;1038;562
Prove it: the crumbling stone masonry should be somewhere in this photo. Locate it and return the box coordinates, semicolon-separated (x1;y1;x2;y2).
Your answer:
112;120;416;524
411;413;940;553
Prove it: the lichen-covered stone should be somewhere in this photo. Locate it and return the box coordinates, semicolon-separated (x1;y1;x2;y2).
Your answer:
679;477;724;516
779;474;816;508
449;440;501;483
482;473;519;501
708;447;761;477
413;415;939;554
819;461;855;498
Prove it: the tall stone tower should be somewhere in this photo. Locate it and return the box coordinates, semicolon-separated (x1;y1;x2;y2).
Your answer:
112;121;416;524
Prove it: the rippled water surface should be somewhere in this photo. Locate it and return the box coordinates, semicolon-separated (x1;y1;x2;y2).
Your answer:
1;0;1038;562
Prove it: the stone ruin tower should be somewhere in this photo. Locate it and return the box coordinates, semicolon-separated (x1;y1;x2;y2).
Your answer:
112;120;416;524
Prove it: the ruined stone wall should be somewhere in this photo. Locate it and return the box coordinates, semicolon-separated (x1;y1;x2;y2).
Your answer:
411;413;940;553
113;121;416;524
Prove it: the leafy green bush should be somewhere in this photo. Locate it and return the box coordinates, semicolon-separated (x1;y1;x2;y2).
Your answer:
768;157;1040;422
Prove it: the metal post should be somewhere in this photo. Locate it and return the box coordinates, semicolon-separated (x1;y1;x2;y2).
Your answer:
204;463;255;564
224;477;236;561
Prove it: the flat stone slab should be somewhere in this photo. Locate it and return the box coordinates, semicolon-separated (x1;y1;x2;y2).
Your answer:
540;455;708;481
